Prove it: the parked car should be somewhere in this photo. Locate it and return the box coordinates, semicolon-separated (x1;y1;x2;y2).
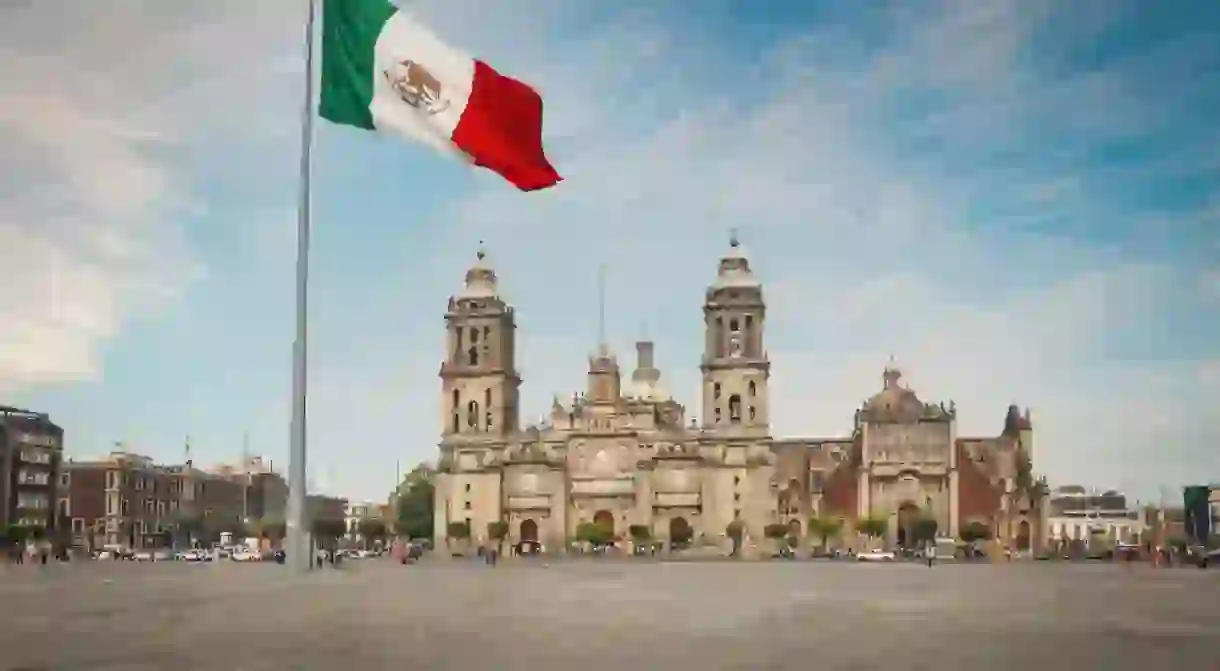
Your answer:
176;549;209;562
857;549;897;562
231;549;258;562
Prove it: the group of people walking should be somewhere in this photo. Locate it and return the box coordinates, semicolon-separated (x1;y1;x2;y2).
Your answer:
4;540;54;565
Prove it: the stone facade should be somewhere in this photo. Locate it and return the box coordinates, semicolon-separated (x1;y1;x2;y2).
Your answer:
434;240;1043;552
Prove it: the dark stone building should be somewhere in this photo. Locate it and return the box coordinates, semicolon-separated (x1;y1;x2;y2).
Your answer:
0;405;64;539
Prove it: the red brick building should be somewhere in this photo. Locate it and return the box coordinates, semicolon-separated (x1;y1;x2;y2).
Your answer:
65;451;288;550
770;366;1044;552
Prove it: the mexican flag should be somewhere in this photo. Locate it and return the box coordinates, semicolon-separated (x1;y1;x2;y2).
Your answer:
319;0;562;192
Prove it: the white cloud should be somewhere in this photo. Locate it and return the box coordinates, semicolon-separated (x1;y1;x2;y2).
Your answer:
2;0;1215;501
364;0;1219;501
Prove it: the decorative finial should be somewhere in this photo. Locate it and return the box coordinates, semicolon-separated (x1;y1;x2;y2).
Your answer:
476;241;486;261
729;228;739;248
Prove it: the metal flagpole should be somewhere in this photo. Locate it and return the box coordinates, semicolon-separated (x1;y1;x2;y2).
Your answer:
241;430;250;525
286;0;318;574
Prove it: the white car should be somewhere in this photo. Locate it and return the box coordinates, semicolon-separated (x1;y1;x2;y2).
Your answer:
133;550;154;562
231;549;259;562
857;549;897;562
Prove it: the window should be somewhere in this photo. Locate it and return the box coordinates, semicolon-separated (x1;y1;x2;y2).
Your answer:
121;499;130;516
728;395;742;423
470;327;480;344
464;501;472;510
729;319;739;332
714;407;722;423
467;400;479;428
106;470;119;489
17;492;48;509
468;346;479;366
483;326;490;343
748;381;756;397
17;469;49;485
60;472;70;487
58;498;69;517
745;315;753;329
21;449;51;464
485;389;493;430
713;383;721;399
749;406;756;421
72;518;85;533
135;476;144;491
465;483;472;493
452;389;461;433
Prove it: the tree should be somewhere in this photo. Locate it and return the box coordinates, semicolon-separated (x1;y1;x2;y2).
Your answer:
446;521;471;540
725;520;745;556
959;521;992;544
358;518;389;545
311;518;346;547
628;524;652;543
857;516;888;541
576;521;613;547
808;516;843;552
914;517;939;545
6;524;32;547
763;523;789;553
486;521;509;552
395;463;435;540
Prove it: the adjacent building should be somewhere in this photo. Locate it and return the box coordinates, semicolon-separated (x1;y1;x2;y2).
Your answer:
65;450;289;549
0;405;65;536
307;494;348;523
1044;485;1144;548
433;241;1044;552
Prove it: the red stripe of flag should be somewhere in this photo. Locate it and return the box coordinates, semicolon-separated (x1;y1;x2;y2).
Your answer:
451;60;562;192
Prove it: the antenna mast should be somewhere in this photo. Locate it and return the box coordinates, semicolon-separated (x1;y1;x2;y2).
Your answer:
597;263;607;350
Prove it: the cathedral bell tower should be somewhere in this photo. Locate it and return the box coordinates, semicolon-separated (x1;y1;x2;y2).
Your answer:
439;245;520;443
701;233;770;435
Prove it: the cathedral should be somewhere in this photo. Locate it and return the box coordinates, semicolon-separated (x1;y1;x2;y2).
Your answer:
433;239;1044;553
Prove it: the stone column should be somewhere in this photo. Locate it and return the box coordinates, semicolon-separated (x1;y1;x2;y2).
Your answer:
948;470;960;539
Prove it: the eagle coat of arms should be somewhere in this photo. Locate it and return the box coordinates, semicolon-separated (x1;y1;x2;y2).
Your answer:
383;59;450;115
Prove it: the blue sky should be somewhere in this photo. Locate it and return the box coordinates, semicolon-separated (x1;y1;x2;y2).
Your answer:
1;0;1217;503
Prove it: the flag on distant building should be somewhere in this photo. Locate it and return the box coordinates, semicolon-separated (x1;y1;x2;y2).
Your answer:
319;0;562;191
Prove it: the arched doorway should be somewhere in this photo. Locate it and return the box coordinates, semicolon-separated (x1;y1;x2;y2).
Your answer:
1015;520;1031;551
520;518;539;543
896;502;919;549
669;517;693;547
593;509;615;538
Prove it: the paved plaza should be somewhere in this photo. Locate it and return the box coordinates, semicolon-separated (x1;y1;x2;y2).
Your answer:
2;558;1218;670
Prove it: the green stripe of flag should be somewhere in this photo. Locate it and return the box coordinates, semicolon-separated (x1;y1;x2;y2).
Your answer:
319;0;399;130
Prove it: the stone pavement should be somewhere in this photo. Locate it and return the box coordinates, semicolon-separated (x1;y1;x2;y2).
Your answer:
1;559;1218;670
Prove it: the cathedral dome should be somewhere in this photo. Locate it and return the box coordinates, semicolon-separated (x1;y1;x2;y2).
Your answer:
459;244;499;299
861;365;926;423
710;233;760;290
